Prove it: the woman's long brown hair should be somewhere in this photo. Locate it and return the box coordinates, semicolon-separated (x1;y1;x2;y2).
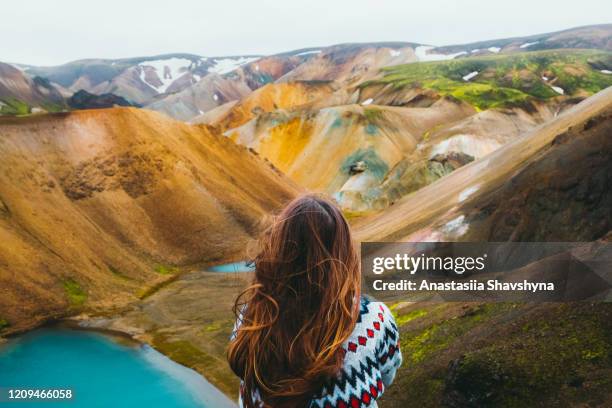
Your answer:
227;194;361;407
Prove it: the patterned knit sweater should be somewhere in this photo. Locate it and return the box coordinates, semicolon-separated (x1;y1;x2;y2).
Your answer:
238;297;402;407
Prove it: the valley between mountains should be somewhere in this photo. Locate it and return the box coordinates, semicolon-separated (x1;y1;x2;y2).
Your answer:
1;24;612;407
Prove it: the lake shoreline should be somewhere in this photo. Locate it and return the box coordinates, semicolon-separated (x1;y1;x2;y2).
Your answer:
0;326;238;408
63;277;243;402
0;262;250;406
0;258;247;337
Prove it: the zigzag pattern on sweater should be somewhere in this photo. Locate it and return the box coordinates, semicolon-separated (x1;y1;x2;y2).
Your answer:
308;297;402;408
321;355;379;393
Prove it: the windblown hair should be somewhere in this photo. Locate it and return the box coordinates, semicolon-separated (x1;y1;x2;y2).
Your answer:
227;194;361;407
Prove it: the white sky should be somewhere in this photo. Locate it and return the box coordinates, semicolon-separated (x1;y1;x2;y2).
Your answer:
3;0;611;66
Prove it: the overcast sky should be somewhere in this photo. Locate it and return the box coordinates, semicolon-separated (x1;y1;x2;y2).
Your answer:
4;0;611;66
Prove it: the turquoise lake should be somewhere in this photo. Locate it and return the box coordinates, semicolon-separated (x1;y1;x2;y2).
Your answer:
0;328;236;408
208;261;254;273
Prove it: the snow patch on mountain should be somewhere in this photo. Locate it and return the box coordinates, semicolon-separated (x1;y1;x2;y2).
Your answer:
8;63;28;72
139;58;193;93
441;215;469;237
208;57;258;74
462;71;478;81
520;41;539;48
295;50;322;56
415;46;467;61
487;47;501;53
458;185;479;203
138;67;151;90
601;70;612;74
550;85;564;94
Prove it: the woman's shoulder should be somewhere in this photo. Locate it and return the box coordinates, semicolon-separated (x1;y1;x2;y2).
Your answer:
351;297;398;341
358;296;394;322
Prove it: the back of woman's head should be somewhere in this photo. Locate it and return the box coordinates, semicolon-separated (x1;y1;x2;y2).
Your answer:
227;194;361;407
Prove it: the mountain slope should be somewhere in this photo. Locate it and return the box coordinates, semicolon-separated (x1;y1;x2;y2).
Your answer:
430;24;612;56
355;87;612;408
176;26;612;122
216;50;610;212
67;89;134;109
0;108;298;332
0;62;66;114
194;80;337;129
24;54;261;105
277;43;420;85
227;97;474;205
360;50;612;109
146;73;253;121
23;53;304;109
356;86;612;242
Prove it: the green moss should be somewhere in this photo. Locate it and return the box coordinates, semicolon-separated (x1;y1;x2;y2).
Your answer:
154;337;216;367
394;308;428;326
363;107;383;122
444;304;612;407
0;98;30;115
341;208;374;222
439;81;529;110
203;320;224;332
137;274;179;300
402;303;510;365
62;278;87;307
383;303;612;407
154;264;179;275
0;318;9;331
550;64;612;95
153;334;238;397
40;102;65;113
362;50;612;110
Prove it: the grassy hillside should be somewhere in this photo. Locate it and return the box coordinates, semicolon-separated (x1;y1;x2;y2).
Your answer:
0;97;30;115
362;50;612;110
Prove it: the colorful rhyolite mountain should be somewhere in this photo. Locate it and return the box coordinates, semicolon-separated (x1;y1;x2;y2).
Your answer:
0;108;298;332
220;49;611;211
0;62;66;114
3;24;610;117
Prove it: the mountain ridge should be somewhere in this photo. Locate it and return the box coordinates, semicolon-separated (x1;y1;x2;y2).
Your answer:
1;24;610;119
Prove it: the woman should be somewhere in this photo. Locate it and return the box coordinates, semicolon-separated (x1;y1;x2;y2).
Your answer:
228;195;402;407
